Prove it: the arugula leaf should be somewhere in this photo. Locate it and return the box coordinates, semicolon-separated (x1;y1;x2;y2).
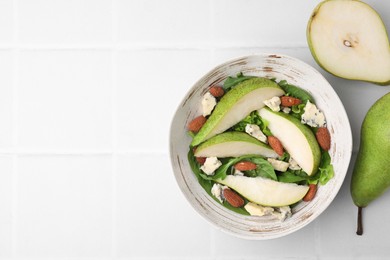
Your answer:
223;72;256;91
278;80;314;103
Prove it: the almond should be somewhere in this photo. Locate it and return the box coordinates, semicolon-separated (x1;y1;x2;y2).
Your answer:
234;161;257;171
316;127;331;150
196;157;206;165
268;136;284;156
223;188;245;208
303;184;317;202
187;115;206;133
280;96;302;107
209;86;225;98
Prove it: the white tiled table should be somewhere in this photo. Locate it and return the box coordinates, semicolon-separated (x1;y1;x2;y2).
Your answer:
0;0;389;259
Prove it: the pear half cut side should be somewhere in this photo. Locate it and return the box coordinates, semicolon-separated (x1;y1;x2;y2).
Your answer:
194;131;278;158
307;0;390;85
217;175;309;207
191;78;284;146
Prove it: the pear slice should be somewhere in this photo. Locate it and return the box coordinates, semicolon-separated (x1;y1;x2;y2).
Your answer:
217;175;309;207
194;131;278;158
191;78;284;146
307;0;390;85
258;108;321;176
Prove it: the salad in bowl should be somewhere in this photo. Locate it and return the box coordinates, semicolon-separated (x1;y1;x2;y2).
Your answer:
170;54;352;239
187;74;334;221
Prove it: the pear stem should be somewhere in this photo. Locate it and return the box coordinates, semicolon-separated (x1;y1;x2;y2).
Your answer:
357;207;363;236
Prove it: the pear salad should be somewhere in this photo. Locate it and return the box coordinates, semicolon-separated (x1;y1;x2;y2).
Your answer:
187;73;334;220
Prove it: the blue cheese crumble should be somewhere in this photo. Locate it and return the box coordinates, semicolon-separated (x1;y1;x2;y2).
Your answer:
211;183;225;203
267;158;289;172
201;92;217;117
263;96;281;112
301;101;326;127
245;124;267;143
200;157;222;175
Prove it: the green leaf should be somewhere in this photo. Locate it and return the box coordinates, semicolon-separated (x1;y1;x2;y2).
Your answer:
318;151;335;185
188;150;249;215
246;157;277;181
223;72;256;91
278;80;314;103
188;149;213;191
290;103;306;120
259;116;272;136
278;152;290;162
231;111;272;136
278;170;309;183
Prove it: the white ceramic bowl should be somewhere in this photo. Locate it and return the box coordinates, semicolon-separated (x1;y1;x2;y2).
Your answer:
169;54;352;240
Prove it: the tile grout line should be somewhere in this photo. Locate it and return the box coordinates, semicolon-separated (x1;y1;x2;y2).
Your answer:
0;43;309;51
209;1;217;257
11;0;19;257
111;0;118;258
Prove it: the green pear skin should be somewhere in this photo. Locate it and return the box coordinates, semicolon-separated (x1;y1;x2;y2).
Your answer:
351;92;390;235
191;78;284;146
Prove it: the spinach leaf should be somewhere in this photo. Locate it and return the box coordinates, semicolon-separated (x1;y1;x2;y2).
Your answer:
278;170;309;183
278;152;290;162
188;149;213;192
222;200;250;215
204;155;277;181
213;155;253;180
278;80;314;103
188;150;249;215
223;72;256;91
246;157;277;181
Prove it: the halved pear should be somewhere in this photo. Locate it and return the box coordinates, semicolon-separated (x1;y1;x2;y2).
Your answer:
191;78;284;146
307;0;390;85
217;175;309;207
194;131;278;158
258;108;321;176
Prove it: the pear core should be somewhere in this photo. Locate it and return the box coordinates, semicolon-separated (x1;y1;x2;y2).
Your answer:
307;0;390;85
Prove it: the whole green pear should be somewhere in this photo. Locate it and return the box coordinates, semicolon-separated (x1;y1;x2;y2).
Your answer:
351;92;390;235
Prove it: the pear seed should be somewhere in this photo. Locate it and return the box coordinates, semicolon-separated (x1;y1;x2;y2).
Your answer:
343;40;352;47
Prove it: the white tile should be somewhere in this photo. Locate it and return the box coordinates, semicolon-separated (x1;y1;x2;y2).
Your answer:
18;50;112;151
213;47;316;67
317;152;390;258
16;155;112;257
212;0;322;47
0;156;13;257
0;0;13;43
116;153;213;257
116;49;211;152
0;51;13;149
18;0;112;44
213;220;316;258
117;0;211;45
